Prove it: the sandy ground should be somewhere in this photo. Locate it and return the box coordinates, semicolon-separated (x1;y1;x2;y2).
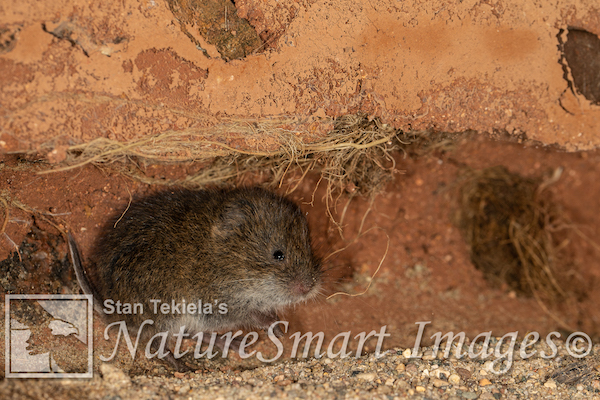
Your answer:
1;342;600;399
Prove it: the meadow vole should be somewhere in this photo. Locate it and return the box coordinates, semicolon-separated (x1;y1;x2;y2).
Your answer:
68;187;322;367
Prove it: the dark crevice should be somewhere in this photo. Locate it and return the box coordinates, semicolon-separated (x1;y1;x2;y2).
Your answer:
41;22;90;57
558;27;600;105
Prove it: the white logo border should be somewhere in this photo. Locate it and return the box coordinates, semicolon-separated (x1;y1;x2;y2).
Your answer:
5;294;93;378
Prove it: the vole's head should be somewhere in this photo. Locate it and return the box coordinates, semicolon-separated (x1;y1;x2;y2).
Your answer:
211;188;322;311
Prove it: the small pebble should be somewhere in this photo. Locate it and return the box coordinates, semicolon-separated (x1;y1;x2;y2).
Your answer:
483;361;494;372
456;367;472;380
449;374;461;385
433;379;449;388
356;372;377;381
544;379;557;389
415;385;426;392
479;378;492;386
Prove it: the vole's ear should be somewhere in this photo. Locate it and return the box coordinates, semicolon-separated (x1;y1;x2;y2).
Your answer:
212;199;252;238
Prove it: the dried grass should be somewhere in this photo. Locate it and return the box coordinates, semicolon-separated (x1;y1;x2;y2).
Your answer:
41;114;442;200
453;166;578;329
0;190;68;261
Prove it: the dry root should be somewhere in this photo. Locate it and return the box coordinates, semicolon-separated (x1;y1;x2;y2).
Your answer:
453;166;582;330
42;114;449;200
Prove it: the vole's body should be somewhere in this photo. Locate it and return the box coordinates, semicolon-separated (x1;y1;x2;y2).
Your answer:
68;187;321;353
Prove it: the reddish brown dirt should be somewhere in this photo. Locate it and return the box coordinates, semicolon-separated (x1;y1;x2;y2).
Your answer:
1;136;599;373
1;0;600;154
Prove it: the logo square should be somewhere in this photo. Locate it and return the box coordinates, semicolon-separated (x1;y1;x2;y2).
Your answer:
5;294;93;378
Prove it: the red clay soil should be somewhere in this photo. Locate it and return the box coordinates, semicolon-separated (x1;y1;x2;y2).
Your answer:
1;0;600;155
1;135;599;372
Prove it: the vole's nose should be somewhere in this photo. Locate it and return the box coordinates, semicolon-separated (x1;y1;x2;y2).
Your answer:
290;279;313;296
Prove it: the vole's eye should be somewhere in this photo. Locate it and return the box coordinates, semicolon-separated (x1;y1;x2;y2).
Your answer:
273;250;285;261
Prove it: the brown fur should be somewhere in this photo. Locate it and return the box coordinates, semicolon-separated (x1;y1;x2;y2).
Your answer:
68;187;322;368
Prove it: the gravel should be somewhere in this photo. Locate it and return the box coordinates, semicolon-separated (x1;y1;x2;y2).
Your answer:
1;339;599;399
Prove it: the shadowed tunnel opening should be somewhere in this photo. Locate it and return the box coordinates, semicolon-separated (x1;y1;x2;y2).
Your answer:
560;28;600;105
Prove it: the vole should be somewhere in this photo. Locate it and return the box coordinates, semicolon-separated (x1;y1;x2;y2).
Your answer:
68;187;322;368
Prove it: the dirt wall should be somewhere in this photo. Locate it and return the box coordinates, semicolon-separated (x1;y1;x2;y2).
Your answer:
1;0;600;158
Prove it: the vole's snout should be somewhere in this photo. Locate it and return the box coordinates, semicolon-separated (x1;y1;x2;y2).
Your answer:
290;279;313;296
289;273;320;298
